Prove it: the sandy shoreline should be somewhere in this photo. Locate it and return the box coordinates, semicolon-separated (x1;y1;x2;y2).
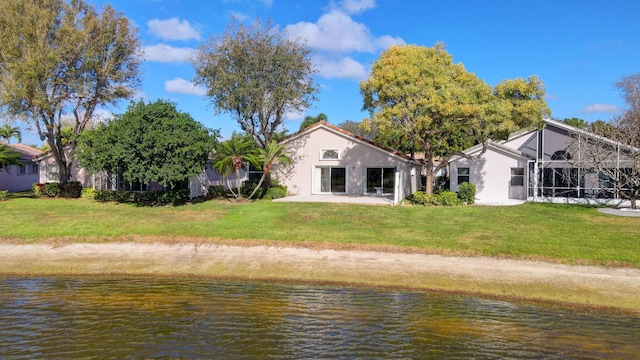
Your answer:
1;243;639;313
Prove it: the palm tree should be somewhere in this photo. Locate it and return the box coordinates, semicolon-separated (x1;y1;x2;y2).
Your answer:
212;134;257;199
299;113;327;130
247;140;292;200
0;124;21;144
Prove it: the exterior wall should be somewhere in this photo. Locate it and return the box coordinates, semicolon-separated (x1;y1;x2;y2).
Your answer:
273;126;420;201
450;147;529;201
0;144;43;192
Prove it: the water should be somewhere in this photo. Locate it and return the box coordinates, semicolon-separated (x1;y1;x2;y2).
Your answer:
1;277;638;359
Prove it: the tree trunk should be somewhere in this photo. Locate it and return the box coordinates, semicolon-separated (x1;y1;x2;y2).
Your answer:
234;167;242;198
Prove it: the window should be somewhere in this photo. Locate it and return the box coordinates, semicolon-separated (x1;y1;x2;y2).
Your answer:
510;168;524;186
18;164;25;175
320;149;339;160
30;163;38;175
248;164;263;181
457;167;470;185
366;168;395;194
318;167;346;193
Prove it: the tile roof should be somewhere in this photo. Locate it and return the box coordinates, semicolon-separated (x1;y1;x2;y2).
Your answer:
281;121;419;163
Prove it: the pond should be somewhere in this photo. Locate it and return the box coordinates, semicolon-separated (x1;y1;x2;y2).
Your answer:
1;277;638;359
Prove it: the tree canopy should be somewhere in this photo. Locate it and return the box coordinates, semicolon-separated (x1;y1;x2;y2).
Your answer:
0;124;21;144
361;44;550;193
300;113;327;130
0;0;142;184
0;144;21;169
78;100;218;189
568;73;640;208
192;18;318;148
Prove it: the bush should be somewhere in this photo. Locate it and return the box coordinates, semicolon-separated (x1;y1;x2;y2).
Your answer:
409;191;461;206
438;191;461;206
60;181;82;198
33;183;45;197
241;180;264;199
208;185;227;198
158;189;190;206
457;182;476;204
42;182;61;197
81;187;96;200
0;190;8;201
263;185;287;200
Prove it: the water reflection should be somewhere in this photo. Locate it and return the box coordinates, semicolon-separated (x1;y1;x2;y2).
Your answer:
0;277;638;359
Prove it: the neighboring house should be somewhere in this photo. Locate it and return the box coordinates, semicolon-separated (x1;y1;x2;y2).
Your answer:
0;144;44;192
272;121;422;205
35;148;112;190
449;118;633;206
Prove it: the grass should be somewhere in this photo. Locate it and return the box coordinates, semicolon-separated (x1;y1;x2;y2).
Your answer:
1;197;640;268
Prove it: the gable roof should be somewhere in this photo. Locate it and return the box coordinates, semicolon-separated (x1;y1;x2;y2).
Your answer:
7;143;44;161
280;121;421;165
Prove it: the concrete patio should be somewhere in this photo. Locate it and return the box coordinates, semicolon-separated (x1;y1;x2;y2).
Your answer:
273;194;395;205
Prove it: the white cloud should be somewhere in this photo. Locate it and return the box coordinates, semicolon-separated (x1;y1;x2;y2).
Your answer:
284;109;305;121
147;18;201;41
582;103;622;114
286;9;404;55
165;78;207;96
316;56;368;80
143;44;194;63
287;10;375;53
375;35;406;50
340;0;376;14
227;11;247;21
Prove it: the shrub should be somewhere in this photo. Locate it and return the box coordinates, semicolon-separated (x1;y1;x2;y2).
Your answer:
94;190;117;202
42;182;61;197
208;185;227;198
60;181;82;198
263;185;287;200
457;182;476;204
158;189;189;206
0;190;8;201
438;191;461;206
241;180;264;199
33;183;45;197
409;191;461;206
81;187;96;200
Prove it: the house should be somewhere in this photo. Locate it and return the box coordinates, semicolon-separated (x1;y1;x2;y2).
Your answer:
449;118;634;206
0;144;44;192
272;121;422;205
35;148;113;190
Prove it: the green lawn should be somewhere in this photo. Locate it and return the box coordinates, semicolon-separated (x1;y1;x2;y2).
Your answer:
2;197;639;268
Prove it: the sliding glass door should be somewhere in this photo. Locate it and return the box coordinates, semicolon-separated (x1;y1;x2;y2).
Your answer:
367;168;395;194
318;167;346;193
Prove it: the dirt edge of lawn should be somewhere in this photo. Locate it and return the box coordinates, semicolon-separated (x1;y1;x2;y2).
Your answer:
1;242;639;314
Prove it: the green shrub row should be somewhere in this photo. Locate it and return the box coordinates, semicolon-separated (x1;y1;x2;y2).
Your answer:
0;190;8;201
94;189;190;206
32;182;82;198
409;182;476;206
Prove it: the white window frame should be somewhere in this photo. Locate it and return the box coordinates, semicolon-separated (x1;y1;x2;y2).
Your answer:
30;163;38;175
510;167;525;186
17;163;25;175
319;149;340;161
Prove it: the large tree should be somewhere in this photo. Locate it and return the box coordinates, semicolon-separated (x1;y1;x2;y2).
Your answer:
78;100;218;189
568;73;640;209
361;44;550;194
192;18;318;148
0;0;142;184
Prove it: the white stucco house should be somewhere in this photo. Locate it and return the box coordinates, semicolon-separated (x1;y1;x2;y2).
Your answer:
0;144;44;192
272;121;422;205
449;118;634;206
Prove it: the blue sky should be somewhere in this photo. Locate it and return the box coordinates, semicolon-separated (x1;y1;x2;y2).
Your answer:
19;0;640;144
